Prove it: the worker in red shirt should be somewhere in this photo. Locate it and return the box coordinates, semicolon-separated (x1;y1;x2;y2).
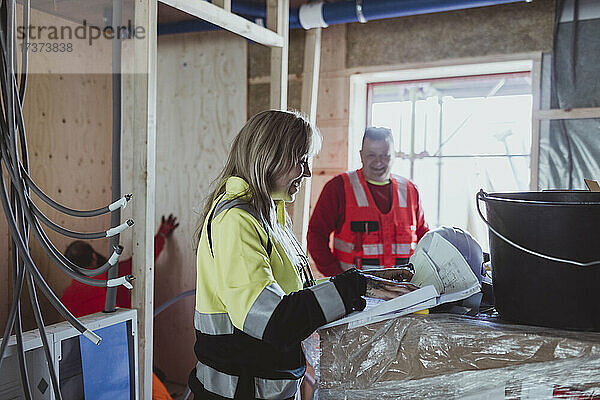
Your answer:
60;214;179;317
308;127;429;276
60;215;179;400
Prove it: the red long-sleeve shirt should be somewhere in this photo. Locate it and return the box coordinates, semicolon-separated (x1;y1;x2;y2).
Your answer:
60;234;166;317
307;174;429;276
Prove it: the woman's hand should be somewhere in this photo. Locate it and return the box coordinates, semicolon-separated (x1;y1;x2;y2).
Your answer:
362;265;414;283
364;274;419;300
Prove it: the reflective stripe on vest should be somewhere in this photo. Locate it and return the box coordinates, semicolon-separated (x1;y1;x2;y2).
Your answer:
335;239;414;256
333;237;354;253
340;261;354;271
308;281;346;323
393;174;408;208
361;264;383;271
340;261;406;271
195;361;301;399
392;243;414;254
243;283;285;340
194;311;234;335
347;170;369;207
363;243;383;256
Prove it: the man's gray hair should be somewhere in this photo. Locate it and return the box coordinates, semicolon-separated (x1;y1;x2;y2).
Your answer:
362;126;394;147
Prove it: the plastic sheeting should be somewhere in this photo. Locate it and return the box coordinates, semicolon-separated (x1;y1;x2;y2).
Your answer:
317;314;600;399
538;17;600;190
539;118;600;189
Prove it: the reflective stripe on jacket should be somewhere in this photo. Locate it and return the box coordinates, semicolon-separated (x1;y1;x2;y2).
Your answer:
333;169;420;269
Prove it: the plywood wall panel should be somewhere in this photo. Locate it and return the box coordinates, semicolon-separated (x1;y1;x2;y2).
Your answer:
319;24;346;73
313;125;348;171
316;77;349;121
122;30;247;385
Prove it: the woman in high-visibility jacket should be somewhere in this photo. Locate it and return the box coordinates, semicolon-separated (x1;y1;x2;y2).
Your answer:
188;110;417;399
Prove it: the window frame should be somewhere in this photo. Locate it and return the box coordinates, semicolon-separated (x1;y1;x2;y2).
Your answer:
348;58;540;190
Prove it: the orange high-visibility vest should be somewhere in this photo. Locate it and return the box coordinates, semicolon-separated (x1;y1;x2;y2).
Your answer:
333;169;420;270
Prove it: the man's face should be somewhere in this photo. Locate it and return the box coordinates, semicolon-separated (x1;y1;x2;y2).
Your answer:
360;138;394;182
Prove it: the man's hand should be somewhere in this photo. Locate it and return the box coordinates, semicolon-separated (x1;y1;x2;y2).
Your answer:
364;274;419;300
158;214;179;238
362;265;414;282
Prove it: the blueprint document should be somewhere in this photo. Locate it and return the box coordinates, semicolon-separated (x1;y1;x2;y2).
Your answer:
410;233;480;295
319;285;439;329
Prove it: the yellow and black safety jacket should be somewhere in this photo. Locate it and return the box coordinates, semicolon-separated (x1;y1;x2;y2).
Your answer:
189;177;366;399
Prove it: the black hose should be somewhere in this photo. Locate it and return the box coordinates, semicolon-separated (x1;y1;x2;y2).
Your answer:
26;212;115;286
15;301;33;399
0;117;118;283
29;212;123;277
7;9;32;386
30;202;109;239
11;177;33;399
0;23;25;363
0;88;120;286
0;166;99;340
106;0;123;313
26;272;64;400
17;0;28;103
0;246;25;371
0;157;113;286
3;94;118;240
22;170;113;217
10;79;127;219
1;92;131;284
0;134;124;278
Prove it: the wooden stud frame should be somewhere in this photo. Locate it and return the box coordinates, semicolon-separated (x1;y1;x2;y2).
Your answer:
131;0;157;399
292;28;322;249
530;105;600;190
268;0;289;109
160;0;284;48
131;0;293;396
530;58;542;190
534;108;600;120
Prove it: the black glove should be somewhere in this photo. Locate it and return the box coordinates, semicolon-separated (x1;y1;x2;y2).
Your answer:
330;268;367;314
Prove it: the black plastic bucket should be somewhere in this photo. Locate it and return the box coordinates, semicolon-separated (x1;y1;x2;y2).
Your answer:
477;191;600;331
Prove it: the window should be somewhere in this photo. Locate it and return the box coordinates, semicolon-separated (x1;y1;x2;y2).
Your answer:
354;69;533;249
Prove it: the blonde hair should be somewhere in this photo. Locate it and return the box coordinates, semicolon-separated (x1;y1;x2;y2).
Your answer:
196;110;321;245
